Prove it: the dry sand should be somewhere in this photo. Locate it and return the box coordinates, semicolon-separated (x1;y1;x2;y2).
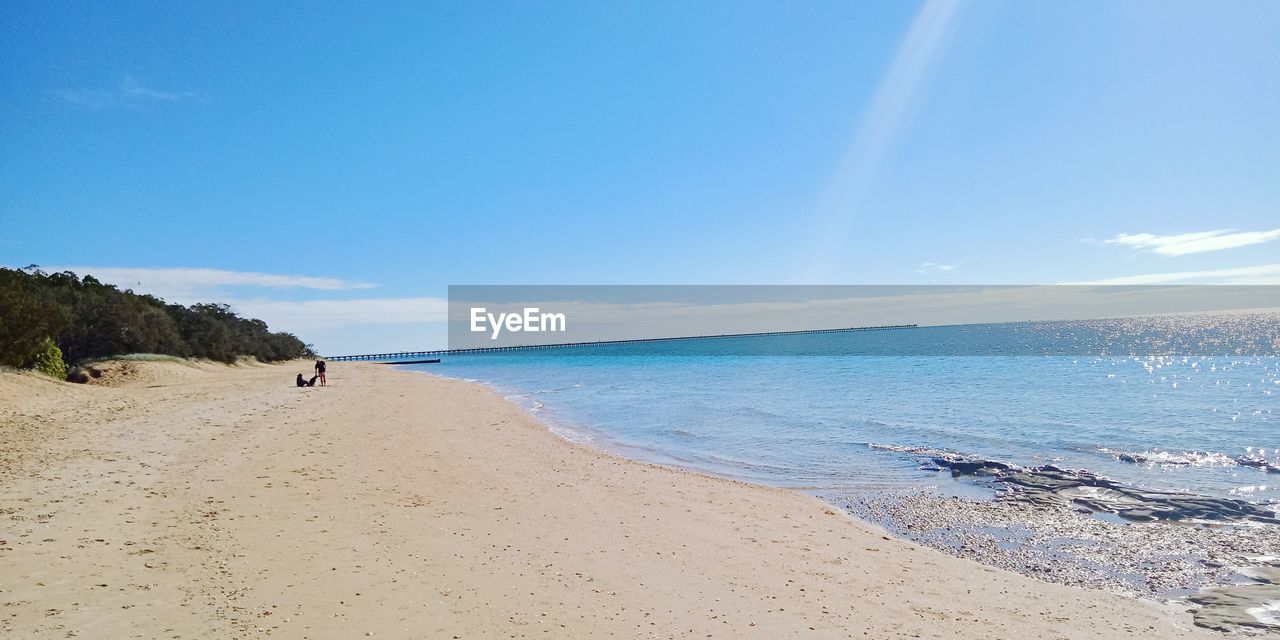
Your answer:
0;360;1217;639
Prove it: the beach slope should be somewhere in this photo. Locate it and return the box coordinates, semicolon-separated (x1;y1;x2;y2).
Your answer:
0;361;1212;638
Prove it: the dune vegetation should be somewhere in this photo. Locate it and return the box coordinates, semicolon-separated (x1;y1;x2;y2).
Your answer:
0;266;311;379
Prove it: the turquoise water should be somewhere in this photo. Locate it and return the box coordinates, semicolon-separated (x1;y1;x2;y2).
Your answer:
408;317;1280;504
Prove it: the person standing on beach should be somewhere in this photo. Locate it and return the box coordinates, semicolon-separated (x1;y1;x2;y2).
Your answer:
315;359;327;386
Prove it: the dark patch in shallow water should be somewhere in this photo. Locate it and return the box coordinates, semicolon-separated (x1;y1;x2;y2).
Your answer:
873;443;1280;524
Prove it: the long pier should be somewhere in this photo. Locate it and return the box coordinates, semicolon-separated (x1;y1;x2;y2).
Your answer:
328;323;918;362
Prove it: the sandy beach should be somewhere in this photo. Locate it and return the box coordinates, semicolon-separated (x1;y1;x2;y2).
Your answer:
0;360;1217;639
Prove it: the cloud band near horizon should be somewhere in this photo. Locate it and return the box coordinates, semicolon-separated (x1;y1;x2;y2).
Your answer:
1103;228;1280;256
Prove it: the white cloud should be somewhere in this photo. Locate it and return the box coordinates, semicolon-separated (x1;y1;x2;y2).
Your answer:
50;266;375;302
55;76;201;109
227;297;448;331
1064;262;1280;285
1103;229;1280;256
916;262;957;273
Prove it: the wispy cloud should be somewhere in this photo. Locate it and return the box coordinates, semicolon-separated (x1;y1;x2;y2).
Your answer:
50;266;375;302
228;297;449;331
55;76;201;109
1064;263;1280;285
916;262;957;273
1103;229;1280;256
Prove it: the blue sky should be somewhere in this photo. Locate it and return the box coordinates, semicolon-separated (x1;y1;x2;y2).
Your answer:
2;1;1278;353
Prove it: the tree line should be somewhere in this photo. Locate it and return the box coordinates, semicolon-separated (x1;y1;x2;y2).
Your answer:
0;266;312;375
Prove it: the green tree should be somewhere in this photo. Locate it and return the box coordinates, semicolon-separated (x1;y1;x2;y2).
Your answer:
0;268;72;368
0;267;310;371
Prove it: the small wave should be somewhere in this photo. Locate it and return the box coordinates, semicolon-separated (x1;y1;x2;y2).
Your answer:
546;423;595;445
1231;485;1270;497
1101;448;1280;473
868;443;964;458
531;384;582;394
1101;448;1236;467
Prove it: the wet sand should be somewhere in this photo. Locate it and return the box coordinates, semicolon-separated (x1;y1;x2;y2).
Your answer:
0;360;1217;638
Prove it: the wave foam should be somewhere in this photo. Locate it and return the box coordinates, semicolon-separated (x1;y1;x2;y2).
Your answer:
1102;448;1280;473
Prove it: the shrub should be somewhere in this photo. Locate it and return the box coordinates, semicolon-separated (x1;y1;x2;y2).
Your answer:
31;337;67;380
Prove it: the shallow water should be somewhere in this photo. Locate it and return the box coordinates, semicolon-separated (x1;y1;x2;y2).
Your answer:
408;317;1280;505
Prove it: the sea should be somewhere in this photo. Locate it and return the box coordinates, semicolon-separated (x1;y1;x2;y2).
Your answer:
404;314;1280;506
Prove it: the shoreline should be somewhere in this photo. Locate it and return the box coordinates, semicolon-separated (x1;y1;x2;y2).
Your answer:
421;366;1280;632
0;360;1227;637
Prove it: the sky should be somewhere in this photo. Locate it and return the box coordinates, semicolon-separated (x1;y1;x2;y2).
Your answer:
1;0;1278;353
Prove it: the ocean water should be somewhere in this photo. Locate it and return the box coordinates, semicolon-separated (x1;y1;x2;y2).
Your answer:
406;316;1280;505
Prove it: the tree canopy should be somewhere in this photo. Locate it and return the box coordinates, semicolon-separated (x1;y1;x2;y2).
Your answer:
0;267;312;370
